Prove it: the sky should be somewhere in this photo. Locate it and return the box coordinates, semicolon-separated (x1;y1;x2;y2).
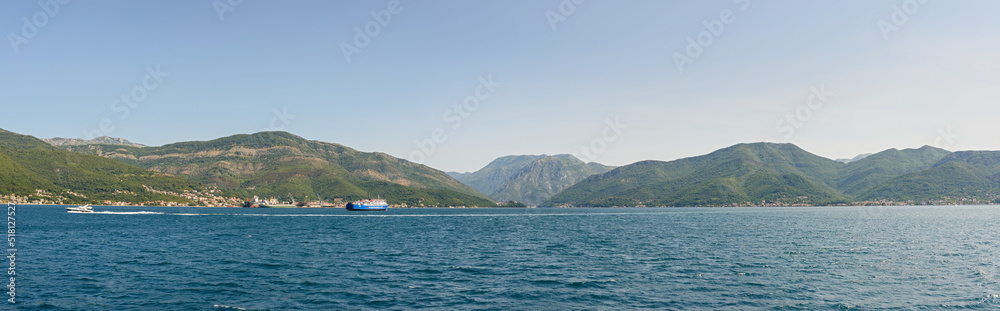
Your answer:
2;1;999;173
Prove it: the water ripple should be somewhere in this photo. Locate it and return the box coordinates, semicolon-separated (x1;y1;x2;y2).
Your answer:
17;205;1000;309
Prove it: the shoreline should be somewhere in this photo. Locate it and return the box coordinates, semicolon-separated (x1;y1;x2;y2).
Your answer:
8;202;1000;208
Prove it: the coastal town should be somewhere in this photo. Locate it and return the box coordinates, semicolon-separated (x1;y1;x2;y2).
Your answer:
4;187;997;208
0;187;244;207
0;187;426;208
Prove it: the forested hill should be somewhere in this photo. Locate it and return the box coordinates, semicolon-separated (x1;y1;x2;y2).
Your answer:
545;143;998;207
0;129;199;205
59;131;495;207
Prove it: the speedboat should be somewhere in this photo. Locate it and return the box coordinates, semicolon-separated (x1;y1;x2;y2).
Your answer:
66;205;94;213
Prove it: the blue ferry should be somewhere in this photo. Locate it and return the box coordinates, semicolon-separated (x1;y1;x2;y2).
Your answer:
346;198;389;211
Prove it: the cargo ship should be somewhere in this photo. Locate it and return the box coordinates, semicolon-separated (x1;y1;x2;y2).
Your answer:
261;199;296;208
346;197;388;211
260;194;297;208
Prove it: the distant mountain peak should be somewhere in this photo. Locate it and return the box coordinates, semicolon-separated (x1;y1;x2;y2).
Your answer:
43;136;146;147
453;154;614;206
835;153;873;164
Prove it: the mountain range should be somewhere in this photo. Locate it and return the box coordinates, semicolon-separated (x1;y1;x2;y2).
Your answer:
545;143;1000;207
448;154;614;206
0;129;199;205
55;131;493;207
6;127;1000;208
42;136;146;147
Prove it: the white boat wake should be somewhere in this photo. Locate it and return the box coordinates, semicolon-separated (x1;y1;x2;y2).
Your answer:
90;211;165;215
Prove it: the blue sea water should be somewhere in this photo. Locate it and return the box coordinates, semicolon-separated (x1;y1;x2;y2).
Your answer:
13;205;1000;310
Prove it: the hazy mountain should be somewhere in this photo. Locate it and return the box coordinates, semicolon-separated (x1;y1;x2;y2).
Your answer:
545;143;847;207
835;153;873;164
452;154;614;206
449;155;547;196
42;136;147;147
0;129;199;205
60;131;494;207
446;171;470;181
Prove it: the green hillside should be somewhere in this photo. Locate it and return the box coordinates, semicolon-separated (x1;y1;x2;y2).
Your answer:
934;151;1000;176
546;143;848;207
836;146;952;195
858;161;998;202
857;151;1000;202
545;143;1000;207
0;129;198;205
62;131;494;207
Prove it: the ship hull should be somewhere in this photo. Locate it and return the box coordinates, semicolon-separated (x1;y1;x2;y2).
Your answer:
346;203;388;211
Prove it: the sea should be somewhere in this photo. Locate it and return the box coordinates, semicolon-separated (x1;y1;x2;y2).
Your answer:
13;205;1000;310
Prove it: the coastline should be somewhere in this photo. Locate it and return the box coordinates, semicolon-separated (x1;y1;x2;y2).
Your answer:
10;202;1000;209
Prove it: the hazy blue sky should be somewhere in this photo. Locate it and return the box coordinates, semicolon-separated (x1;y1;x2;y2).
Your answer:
2;1;999;172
